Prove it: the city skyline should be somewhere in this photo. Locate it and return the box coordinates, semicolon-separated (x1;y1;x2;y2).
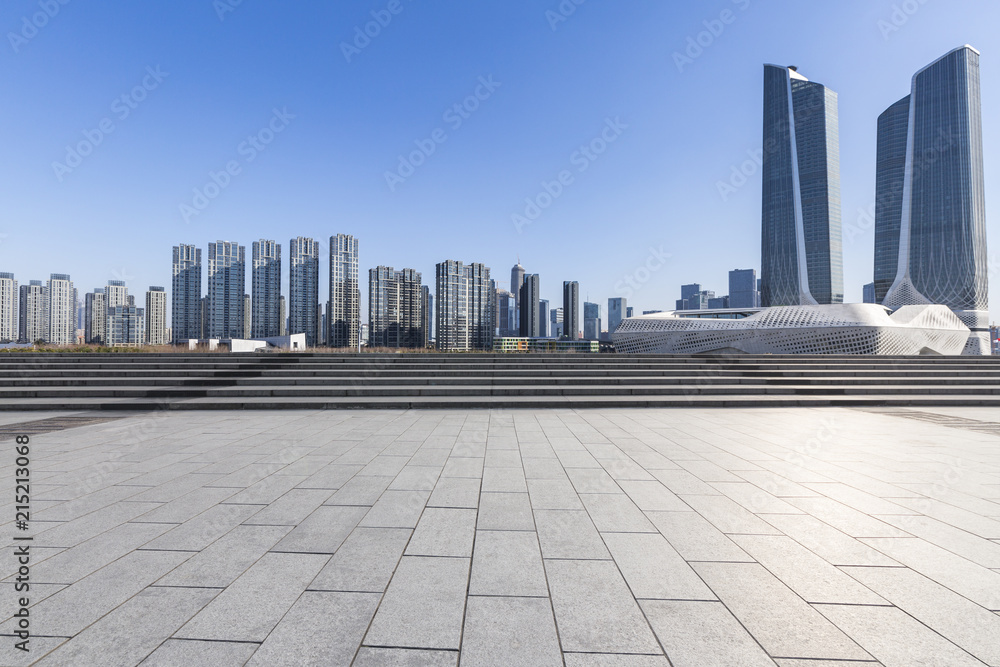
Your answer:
2;2;998;326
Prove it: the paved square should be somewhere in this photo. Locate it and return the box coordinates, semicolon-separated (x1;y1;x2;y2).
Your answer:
2;406;999;666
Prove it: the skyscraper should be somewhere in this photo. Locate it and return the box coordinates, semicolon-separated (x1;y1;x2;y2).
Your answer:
45;274;75;345
251;239;281;338
539;299;549;338
279;296;287;336
146;287;167;345
422;286;433;347
761;64;843;307
608;297;626;335
495;289;516;337
728;269;760;308
511;261;525;330
0;273;17;343
562;281;579;340
105;280;128;309
329;234;359;349
85;289;106;345
18;281;45;344
876;46;989;355
172;244;202;343
207;241;246;339
289;237;319;347
519;274;540;338
436;260;493;351
369;267;425;348
244;295;252;339
583;301;601;341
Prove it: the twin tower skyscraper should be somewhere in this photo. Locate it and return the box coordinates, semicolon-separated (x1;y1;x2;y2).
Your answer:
761;45;989;354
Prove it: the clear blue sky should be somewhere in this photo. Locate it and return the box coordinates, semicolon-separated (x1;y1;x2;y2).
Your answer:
2;0;998;324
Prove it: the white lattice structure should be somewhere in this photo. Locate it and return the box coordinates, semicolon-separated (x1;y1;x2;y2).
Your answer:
612;304;970;356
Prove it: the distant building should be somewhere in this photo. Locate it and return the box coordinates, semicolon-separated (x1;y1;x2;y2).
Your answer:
45;274;75;344
107;305;144;347
563;281;579;339
550;307;564;339
243;295;252;339
608;297;627;335
436;260;493;351
729;269;759;308
329;234;360;349
251;239;281;338
493;337;600;353
496;289;516;337
369;266;424;348
0;273;17;343
539;299;549;338
172;244;202;343
85;289;106;345
316;303;325;346
511;262;525;331
289;237;319;347
708;296;730;309
278;296;287;336
862;282;876;304
626;306;633;318
519;274;541;338
422;286;433;347
583;301;601;341
18;281;45;344
207;241;246;339
146;287;167;345
642;310;663;315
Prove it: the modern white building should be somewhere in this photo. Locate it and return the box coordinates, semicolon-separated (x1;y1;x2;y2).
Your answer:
612;304;970;356
18;281;45;344
0;273;17;343
44;274;75;345
146;286;167;345
207;241;246;339
107;305;144;347
85;288;106;344
436;260;493;351
329;234;360;349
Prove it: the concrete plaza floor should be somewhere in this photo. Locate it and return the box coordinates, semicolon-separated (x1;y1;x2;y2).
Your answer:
1;406;999;666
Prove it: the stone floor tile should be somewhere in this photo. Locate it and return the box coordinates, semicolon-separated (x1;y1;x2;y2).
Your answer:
679;494;784;535
650;469;722;495
359;490;430;529
353;647;458;666
784;497;909;538
406;508;477;557
469;530;548;597
272;505;368;553
297;463;364;489
645;511;753;562
617;480;689;512
310;526;411;593
526;478;584;510
441;457;484;478
534;509;610;559
155;524;291;588
325;474;394;506
477;492;534;531
603;532;715;600
32;500;163;548
138;639;258;666
710;481;804;514
481;467;528;493
143;503;263;552
30;521;172;584
563;655;671;667
459;596;561;667
566;467;620;493
390;466;443;491
761;513;899;567
427;477;481;509
641;600;777;667
581;493;656;533
874;513;1000;568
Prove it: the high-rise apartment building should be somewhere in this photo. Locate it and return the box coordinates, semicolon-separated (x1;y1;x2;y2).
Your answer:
422;286;433;347
562;281;579;340
105;280;128;310
172;244;202;343
251;239;281;338
207;241;245;339
329;234;359;349
876;46;989;354
728;269;760;308
519;274;541;338
146;287;167;345
243;295;251;339
85;289;106;344
19;281;45;344
539;299;549;338
583;301;601;341
608;297;627;335
279;296;287;337
0;273;16;343
761;64;843;307
369;267;424;348
289;237;319;347
45;274;75;345
107;306;144;347
436;260;493;351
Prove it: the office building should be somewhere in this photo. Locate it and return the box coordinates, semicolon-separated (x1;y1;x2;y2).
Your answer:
877;46;989;354
422;286;433;347
146;287;167;345
251;239;282;338
84;289;106;344
496;289;516;337
511;261;525;330
863;282;876;304
288;237;319;347
369;267;425;348
583;301;601;341
329;234;359;349
761;64;844;307
708;296;730;309
19;281;45;344
207;241;246;339
519;274;541;338
435;260;493;351
539;299;549;338
172;244;202;343
550;307;564;339
626;306;634;318
563;281;579;340
44;274;75;345
608;297;626;335
729;269;760;308
0;273;16;343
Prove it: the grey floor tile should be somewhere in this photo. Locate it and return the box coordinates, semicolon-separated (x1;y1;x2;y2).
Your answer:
603;532;715;600
30;521;172;584
247;591;380;666
650;469;721;495
618;480;689;512
298;463;364;489
522;457;569;480
545;559;661;654
563;655;671;667
156;524;291;588
581;493;656;533
441;457;484;478
679;494;783;535
353;647;458;666
274;505;368;553
177;552;329;642
242;488;333;525
460;596;561;667
874;513;1000;568
406;508;477;557
360;455;410;477
325;474;394;506
0;637;69;667
526;478;584;510
477;493;534;531
817;604;986;667
390;466;443;491
33;500;163;548
784;497;908;538
645;511;753;562
481;467;528;493
143;503;263;552
534;509;610;559
469;530;548;597
360;490;431;529
223;473;306;505
641;600;777;667
427;477;481;509
311;526;412;592
711;481;804;514
139;639;258;666
761;513;899;567
364;556;470;650
567;467;620;493
135;486;238;524
694;562;872;661
772;661;883;667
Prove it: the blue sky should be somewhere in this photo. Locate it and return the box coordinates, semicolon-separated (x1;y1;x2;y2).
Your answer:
2;0;998;324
